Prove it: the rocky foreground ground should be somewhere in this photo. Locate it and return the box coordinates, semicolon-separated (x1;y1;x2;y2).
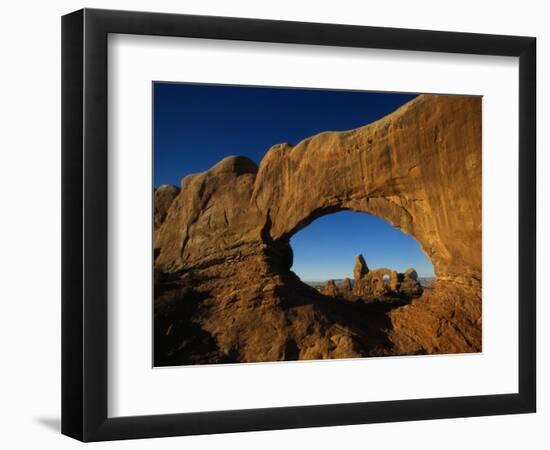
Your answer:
153;95;482;366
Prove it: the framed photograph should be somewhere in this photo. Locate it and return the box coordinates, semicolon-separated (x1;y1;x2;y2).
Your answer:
61;8;536;441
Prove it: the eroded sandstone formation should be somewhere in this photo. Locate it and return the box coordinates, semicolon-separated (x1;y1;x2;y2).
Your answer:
318;254;423;301
353;258;423;299
354;254;369;280
339;278;353;298
154;94;482;365
154;184;180;231
320;279;339;297
351;256;423;299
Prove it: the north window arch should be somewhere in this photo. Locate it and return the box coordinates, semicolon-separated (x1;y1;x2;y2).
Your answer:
289;210;435;290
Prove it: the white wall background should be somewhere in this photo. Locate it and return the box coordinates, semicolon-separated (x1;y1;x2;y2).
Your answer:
0;0;546;448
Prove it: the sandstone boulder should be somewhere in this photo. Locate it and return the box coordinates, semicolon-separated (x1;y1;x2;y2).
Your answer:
404;268;418;281
399;269;423;296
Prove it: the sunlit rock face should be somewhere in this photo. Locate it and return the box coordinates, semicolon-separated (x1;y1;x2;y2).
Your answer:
320;280;338;297
154;95;482;365
317;254;423;301
351;257;423;299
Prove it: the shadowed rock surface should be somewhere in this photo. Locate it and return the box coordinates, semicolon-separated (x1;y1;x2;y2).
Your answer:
353;254;369;280
154;95;482;365
339;278;353;298
154;184;180;231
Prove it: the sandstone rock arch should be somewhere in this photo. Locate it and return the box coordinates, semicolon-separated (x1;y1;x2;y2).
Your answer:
358;267;399;295
154;94;482;363
156;95;480;285
249;95;481;286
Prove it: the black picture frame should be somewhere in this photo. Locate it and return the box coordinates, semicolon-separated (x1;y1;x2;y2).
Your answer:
61;8;536;442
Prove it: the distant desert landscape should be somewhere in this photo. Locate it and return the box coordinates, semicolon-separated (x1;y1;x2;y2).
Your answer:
153;94;482;366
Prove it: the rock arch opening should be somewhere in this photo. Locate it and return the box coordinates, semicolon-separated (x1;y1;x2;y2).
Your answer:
289;210;434;301
153;95;482;363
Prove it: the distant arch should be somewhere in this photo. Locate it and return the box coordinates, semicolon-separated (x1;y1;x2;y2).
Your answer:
289;210;434;283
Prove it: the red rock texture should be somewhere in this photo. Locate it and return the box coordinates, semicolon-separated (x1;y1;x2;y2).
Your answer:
153;94;482;365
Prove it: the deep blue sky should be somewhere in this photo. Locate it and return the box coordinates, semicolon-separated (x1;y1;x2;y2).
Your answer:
290;211;434;280
154;83;434;280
